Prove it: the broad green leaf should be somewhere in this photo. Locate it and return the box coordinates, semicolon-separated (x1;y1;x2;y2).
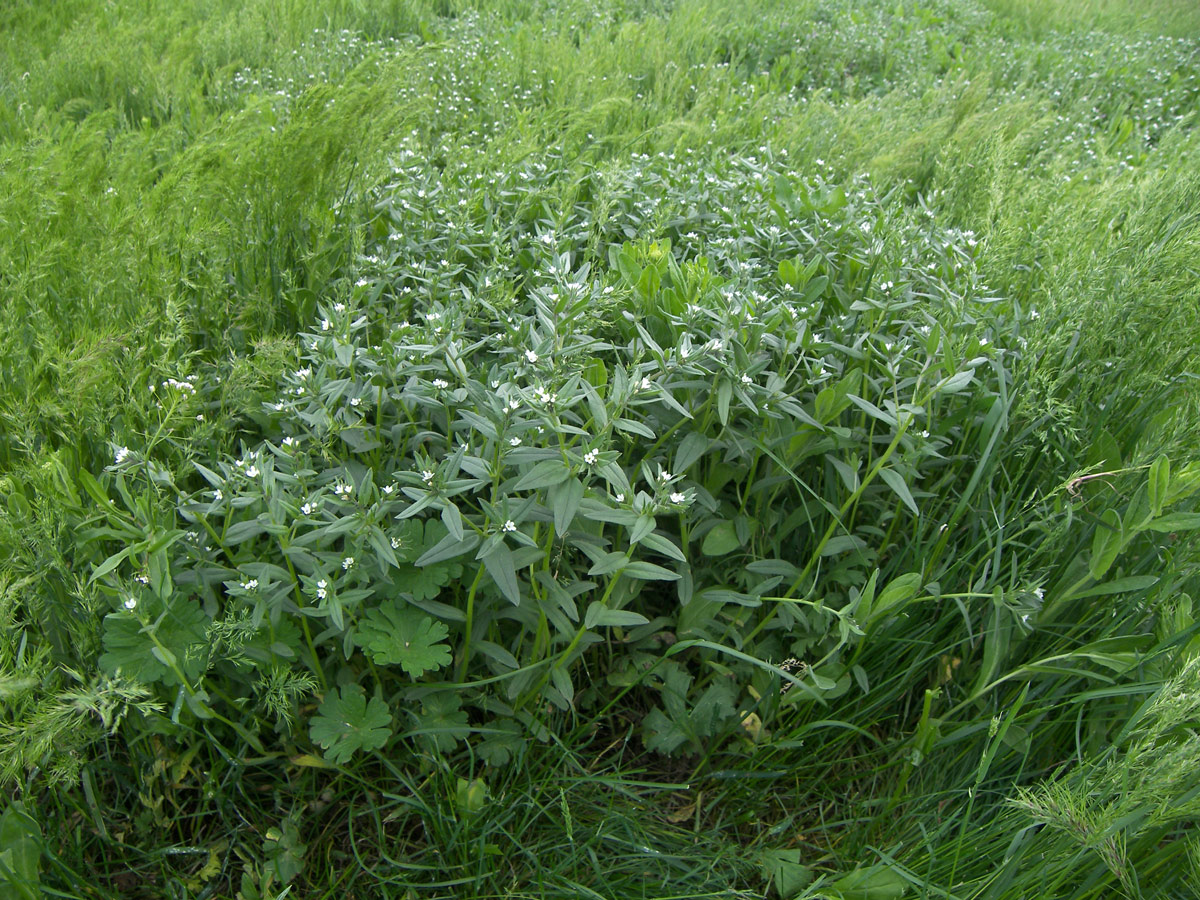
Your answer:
622;560;680;581
0;801;42;900
635;531;686;562
701;521;740;556
99;601;210;686
441;502;464;541
481;543;522;605
309;686;392;764
1141;512;1200;533
717;378;732;426
1089;509;1123;580
354;600;452;676
613;417;655;439
629;513;657;544
513;459;570;491
550;477;585;536
829;865;909;899
673;432;710;475
873;572;922;619
416;530;480;566
879;468;919;517
585;601;649;629
88;547;132;584
760;849;812;899
412;692;469;752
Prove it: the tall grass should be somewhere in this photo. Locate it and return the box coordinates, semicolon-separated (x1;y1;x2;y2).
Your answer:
1;0;1198;897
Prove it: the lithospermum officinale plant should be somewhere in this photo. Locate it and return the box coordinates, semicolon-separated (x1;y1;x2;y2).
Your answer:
81;150;1025;770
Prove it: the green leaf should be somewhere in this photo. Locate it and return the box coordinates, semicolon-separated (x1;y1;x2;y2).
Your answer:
613;417;655;439
513;459;570;491
1089;509;1123;580
550;477;585;536
481;543;522;605
635;531;686;562
88;547;132;584
879;468;919;517
622;560;680;581
673;432;710;474
0;801;42;900
1148;455;1169;518
1141;512;1200;533
309;685;392;764
701;521;741;556
585;602;649;629
99;601;210;686
828;865;909;899
872;572;922;620
760;848;812;899
416;530;480;566
412;692;469;752
354;600;452;676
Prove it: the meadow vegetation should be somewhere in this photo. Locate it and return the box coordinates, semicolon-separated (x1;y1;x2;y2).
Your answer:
1;0;1198;897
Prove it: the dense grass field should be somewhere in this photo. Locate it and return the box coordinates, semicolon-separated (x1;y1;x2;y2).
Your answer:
2;0;1199;897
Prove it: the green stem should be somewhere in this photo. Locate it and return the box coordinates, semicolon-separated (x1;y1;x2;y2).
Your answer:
456;564;487;682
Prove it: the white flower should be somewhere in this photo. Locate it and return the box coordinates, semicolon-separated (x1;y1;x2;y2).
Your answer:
316;579;328;600
670;492;686;504
321;318;331;331
123;597;138;610
114;446;131;464
741;374;753;385
350;397;362;407
381;484;394;495
583;449;599;465
509;437;522;446
342;557;355;570
659;470;672;483
525;349;538;363
508;398;521;411
244;579;259;590
334;483;352;497
534;387;556;405
301;502;314;515
311;340;319;351
196;414;205;421
1033;587;1045;601
502;520;517;532
245;465;259;478
491;380;500;389
422;470;435;483
213;489;223;501
134;574;149;585
433;378;449;389
391;536;402;549
639;377;652;391
282;436;296;447
614;493;625;503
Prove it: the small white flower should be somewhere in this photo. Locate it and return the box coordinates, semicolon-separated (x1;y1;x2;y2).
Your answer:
282;436;296;447
639;377;652;391
334;483;353;497
123;597;138;610
196;414;205;421
670;492;686;504
245;465;259;478
422;470;435;483
321;318;331;331
509;437;522;446
244;579;259;590
433;378;449;389
502;519;517;532
310;340;319;351
741;374;753;385
525;349;538;363
1033;587;1045;601
350;397;362;407
213;489;223;501
134;574;149;585
316;580;328;600
614;493;625;503
659;470;672;483
391;536;401;549
584;449;599;465
114;446;131;464
301;502;314;515
491;380;500;389
342;557;355;570
381;484;394;495
508;398;521;411
334;302;346;312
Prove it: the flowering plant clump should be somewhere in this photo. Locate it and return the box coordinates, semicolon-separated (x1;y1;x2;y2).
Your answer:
79;145;1041;766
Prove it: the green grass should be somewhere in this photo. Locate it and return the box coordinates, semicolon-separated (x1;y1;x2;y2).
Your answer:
1;0;1198;898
